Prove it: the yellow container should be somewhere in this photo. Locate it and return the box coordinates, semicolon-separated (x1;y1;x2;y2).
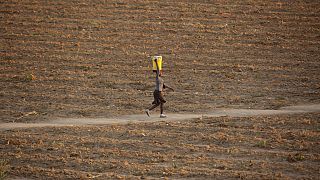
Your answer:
151;56;162;71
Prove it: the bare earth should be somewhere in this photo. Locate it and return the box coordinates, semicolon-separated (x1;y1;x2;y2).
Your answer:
1;104;320;130
1;0;320;179
1;0;320;123
1;112;319;179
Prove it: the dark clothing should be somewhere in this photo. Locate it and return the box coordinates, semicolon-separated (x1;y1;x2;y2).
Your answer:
152;90;166;105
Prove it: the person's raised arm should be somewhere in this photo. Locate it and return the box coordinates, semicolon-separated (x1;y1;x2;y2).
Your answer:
154;59;160;77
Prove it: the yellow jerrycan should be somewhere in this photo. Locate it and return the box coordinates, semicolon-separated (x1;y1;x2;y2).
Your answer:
151;56;162;72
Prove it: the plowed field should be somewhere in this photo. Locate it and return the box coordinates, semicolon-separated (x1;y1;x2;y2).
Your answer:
1;0;319;123
1;0;320;179
1;113;319;179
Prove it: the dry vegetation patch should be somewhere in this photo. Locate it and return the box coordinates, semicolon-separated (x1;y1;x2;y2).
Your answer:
1;0;320;178
1;113;319;179
1;0;320;123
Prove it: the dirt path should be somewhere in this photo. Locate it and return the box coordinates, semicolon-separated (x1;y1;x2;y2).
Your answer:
1;104;320;130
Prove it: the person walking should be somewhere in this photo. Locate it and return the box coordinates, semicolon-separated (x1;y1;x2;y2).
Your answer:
145;59;174;118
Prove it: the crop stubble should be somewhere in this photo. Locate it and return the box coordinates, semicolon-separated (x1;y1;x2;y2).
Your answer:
0;0;320;179
1;0;319;123
1;113;319;179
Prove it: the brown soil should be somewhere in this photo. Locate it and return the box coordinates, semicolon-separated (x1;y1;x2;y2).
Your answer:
1;113;319;179
1;104;320;130
1;0;320;123
1;0;320;179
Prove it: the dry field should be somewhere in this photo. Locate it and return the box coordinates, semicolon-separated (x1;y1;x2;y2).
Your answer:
1;113;319;179
1;0;320;179
1;0;319;123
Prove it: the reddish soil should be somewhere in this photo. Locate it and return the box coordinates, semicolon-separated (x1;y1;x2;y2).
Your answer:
1;0;320;179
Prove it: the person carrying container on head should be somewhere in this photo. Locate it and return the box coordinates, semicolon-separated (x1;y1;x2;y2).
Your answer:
145;58;174;118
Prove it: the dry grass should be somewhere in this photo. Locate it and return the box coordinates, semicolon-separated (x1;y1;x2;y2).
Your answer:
0;160;9;180
1;113;319;179
1;0;320;123
1;0;320;179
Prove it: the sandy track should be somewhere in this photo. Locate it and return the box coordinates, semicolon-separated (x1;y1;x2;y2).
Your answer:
1;104;319;130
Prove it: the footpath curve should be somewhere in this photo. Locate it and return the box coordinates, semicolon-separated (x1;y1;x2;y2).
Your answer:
1;104;320;130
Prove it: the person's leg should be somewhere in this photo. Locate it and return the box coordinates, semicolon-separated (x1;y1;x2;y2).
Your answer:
159;103;167;118
149;103;159;111
146;91;159;116
160;103;164;114
146;103;159;117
